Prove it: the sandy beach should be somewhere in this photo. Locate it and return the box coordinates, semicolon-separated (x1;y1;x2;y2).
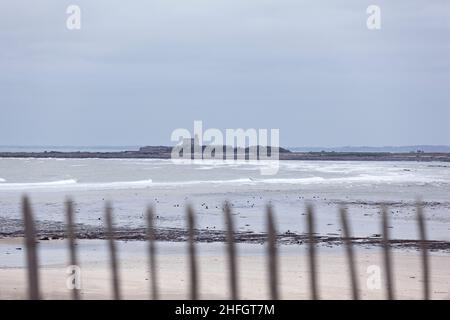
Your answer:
0;238;449;300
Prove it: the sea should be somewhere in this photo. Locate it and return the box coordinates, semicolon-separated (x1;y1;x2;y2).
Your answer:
0;156;449;241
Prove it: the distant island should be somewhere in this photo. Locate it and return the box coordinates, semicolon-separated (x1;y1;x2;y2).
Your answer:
1;144;450;162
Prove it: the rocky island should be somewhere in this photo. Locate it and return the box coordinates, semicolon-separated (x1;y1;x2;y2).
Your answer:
1;145;450;162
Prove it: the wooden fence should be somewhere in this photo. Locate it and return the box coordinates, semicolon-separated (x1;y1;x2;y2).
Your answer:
19;196;430;300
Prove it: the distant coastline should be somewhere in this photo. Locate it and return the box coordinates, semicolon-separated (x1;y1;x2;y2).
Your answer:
289;145;450;153
1;145;450;162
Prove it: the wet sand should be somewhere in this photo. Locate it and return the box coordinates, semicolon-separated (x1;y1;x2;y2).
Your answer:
0;238;449;300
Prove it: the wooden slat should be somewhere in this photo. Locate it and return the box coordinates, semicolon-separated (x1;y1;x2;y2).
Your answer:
266;205;279;300
381;206;394;300
306;205;319;300
187;205;198;300
339;207;360;300
224;202;238;300
416;202;430;300
66;199;80;300
105;203;121;300
146;206;159;300
22;196;40;300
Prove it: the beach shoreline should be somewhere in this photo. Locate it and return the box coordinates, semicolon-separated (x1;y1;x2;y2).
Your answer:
1;227;450;252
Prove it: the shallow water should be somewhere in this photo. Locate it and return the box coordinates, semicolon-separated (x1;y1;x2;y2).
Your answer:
0;158;449;241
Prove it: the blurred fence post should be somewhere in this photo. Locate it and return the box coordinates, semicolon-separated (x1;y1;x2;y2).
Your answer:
267;205;279;300
147;206;159;300
22;196;41;300
66;199;80;300
306;205;319;300
187;205;198;300
382;206;394;300
105;203;121;300
339;207;360;300
224;202;238;300
416;202;430;300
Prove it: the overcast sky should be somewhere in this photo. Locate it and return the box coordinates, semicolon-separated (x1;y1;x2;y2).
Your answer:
1;0;449;147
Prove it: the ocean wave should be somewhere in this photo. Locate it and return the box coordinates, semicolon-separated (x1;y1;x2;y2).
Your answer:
0;177;6;183
0;179;154;191
251;177;326;184
0;173;445;192
254;174;445;185
155;178;254;186
0;178;255;191
0;179;78;190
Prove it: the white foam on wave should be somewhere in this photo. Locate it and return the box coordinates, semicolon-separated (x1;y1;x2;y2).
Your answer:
154;178;254;187
0;177;255;192
0;179;78;190
0;177;6;183
252;172;447;186
0;179;155;191
0;172;445;192
80;179;155;190
252;177;326;184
